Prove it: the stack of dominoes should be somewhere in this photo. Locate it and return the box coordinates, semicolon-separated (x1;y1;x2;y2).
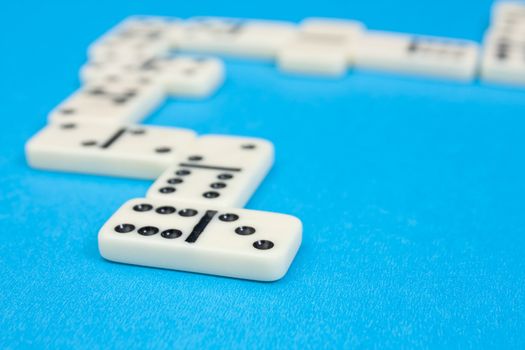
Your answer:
481;1;525;85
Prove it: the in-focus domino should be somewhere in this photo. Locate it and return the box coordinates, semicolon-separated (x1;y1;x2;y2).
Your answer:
98;198;302;281
26;123;196;179
179;17;298;59
147;135;274;207
355;31;480;81
48;78;165;125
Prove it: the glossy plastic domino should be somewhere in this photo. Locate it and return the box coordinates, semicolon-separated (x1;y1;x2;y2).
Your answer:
98;198;302;281
147;134;274;207
26;122;196;179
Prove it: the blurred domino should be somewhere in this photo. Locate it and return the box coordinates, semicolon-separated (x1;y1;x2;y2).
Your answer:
491;0;525;24
88;16;176;64
355;31;480;81
277;18;364;77
98;198;302;281
147;135;274;207
299;17;364;63
81;56;225;99
480;36;525;86
26;123;196;179
48;78;165;125
79;61;155;83
144;56;226;98
179;17;298;59
90;37;170;66
481;1;525;86
489;3;525;42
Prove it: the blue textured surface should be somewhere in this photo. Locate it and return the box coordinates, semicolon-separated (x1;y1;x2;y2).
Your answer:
1;0;525;348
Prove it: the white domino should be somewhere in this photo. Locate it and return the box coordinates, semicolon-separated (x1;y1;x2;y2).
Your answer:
491;0;525;24
88;16;175;64
48;78;165;125
147;135;274;207
179;17;298;59
90;36;171;66
98;198;302;281
81;56;225;99
354;31;480;81
148;56;226;98
79;60;160;84
277;18;363;77
25;123;196;179
480;36;525;86
277;34;348;77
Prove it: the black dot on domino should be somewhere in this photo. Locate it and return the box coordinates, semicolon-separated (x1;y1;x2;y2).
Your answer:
241;144;256;150
176;169;191;176
88;88;105;95
60;108;75;115
133;203;153;212
155;147;171;153
167;178;183;184
82;140;97;147
179;209;198;217
219;213;238;222
161;229;182;239
60;123;76;130
253;240;274;250
210;182;226;189
188;155;203;161
203;191;220;199
124;90;137;97
130;129;146;135
217;173;233;180
115;224;135;233
113;96;128;104
159;186;176;194
156;206;176;214
235;226;255;235
138;226;159;236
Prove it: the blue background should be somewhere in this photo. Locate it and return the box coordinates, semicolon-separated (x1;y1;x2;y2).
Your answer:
1;0;524;348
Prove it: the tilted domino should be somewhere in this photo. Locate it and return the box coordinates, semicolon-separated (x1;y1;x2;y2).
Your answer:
178;17;298;59
88;16;177;64
67;55;225;125
488;1;525;42
141;56;225;98
480;35;525;86
98;198;302;281
277;18;364;77
354;31;480;81
25;122;196;179
81;55;225;97
491;0;525;24
147;135;274;207
48;77;165;125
